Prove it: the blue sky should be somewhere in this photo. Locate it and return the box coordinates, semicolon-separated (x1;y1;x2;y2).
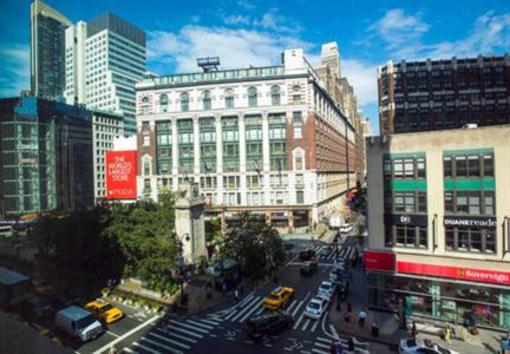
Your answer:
1;0;509;133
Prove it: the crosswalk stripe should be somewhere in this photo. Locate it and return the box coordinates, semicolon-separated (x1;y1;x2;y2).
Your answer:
286;299;298;313
154;328;197;344
147;332;191;350
229;296;261;322
236;294;255;308
162;325;203;339
291;299;305;317
254;306;265;315
186;319;214;330
239;301;263;323
315;342;330;349
223;308;238;321
312;348;330;354
301;318;311;331
293;312;305;330
316;336;332;343
132;341;163;354
121;348;138;354
198;318;221;326
140;336;183;354
168;320;209;334
219;294;254;319
310;315;321;332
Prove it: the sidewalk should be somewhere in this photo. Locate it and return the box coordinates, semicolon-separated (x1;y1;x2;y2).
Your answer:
328;248;505;354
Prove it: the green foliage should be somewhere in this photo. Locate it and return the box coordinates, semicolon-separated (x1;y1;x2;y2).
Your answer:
34;191;180;295
205;217;224;256
221;212;286;279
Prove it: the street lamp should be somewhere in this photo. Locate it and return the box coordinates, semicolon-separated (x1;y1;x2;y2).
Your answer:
177;233;190;305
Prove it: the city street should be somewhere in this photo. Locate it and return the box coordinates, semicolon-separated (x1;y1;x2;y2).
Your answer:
68;235;385;354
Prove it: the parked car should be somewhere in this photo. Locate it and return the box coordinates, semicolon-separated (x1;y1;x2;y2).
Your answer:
55;306;104;342
246;311;293;339
299;249;315;261
85;299;124;324
263;286;295;311
299;261;318;276
23;295;54;320
304;295;329;320
333;257;347;269
340;223;353;234
399;338;459;354
329;267;346;283
317;281;335;299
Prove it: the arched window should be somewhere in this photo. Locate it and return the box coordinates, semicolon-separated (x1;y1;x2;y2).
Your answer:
248;87;257;107
160;94;168;112
225;89;235;109
271;85;281;105
180;92;189;112
142;96;149;103
202;90;211;110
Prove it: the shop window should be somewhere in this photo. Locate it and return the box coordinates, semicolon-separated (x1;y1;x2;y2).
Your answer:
418;227;427;248
485;230;496;253
445;228;455;250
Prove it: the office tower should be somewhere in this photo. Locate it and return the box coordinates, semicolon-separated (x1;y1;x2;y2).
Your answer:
0;97;94;216
30;0;72;99
378;55;510;135
65;12;146;136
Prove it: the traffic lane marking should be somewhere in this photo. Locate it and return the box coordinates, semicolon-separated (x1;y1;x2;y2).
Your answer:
92;314;161;354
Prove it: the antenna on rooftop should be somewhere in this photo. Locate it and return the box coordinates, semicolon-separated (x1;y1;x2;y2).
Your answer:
197;57;220;73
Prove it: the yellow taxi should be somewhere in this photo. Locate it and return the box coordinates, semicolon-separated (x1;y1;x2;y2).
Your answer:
85;299;124;324
263;286;295;311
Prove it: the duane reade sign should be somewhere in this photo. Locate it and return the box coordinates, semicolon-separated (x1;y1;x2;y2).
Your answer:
443;216;497;228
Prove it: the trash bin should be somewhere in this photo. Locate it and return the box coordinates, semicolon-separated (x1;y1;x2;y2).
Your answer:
371;323;379;337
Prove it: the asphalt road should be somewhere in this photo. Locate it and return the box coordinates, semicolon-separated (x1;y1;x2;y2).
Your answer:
75;237;375;354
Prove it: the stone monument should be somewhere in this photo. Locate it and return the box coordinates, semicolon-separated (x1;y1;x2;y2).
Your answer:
175;181;207;264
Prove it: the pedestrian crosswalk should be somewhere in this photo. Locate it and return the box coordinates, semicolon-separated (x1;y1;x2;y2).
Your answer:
310;336;370;354
311;244;356;261
217;290;329;333
120;315;222;354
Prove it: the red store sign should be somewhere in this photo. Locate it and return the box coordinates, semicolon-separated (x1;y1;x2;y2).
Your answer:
397;261;510;286
364;251;396;272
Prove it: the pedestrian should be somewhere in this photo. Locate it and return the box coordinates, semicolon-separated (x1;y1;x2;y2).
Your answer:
444;325;452;344
411;321;417;340
357;308;367;328
221;281;227;297
343;310;351;323
234;289;239;303
108;346;118;354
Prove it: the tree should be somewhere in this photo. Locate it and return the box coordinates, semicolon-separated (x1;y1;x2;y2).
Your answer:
205;217;223;257
221;212;286;279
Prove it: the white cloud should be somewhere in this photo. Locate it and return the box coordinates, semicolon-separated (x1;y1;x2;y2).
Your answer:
369;8;429;48
416;11;510;59
224;14;251;26
236;0;255;10
341;59;378;105
148;25;309;73
0;44;30;97
223;9;302;33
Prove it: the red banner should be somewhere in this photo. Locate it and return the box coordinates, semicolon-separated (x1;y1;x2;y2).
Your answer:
105;151;137;199
397;261;510;286
364;250;396;272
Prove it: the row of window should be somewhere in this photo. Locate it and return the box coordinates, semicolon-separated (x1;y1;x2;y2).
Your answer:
384;191;427;214
385;225;496;254
384;157;426;179
145;85;293;113
444;190;494;215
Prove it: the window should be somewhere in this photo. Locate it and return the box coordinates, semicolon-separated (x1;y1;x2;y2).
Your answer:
467;156;480;177
484;191;495;215
468;192;480;214
483;154;493;176
384;159;392;178
202;90;211;110
248;87;257;107
143;135;150;146
180;92;189;112
296;191;304;204
393;159;404;178
225;89;234;108
455;156;467;177
443;157;452;177
416;158;426;178
293;111;303;138
418;192;427;212
444;191;453;213
143;157;151;176
456;193;468;213
445;226;496;253
271;85;281;105
404;159;414;178
159;94;168;112
294;150;304;170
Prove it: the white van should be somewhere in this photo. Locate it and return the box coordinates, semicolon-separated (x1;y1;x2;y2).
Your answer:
55;306;104;342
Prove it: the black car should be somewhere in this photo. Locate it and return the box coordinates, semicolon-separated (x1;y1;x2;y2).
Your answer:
299;249;315;261
246;311;294;339
23;295;54;320
300;261;318;276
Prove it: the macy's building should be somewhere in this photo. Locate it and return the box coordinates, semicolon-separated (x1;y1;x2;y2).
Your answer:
365;125;510;330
